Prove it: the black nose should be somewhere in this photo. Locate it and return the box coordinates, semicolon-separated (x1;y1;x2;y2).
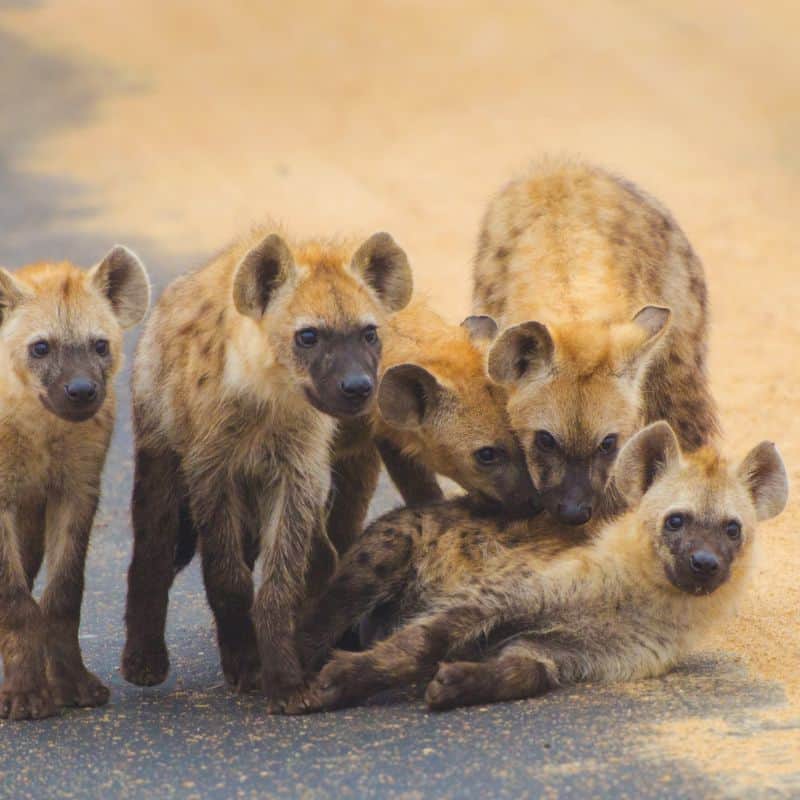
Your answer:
690;550;719;576
556;502;592;526
65;378;98;405
339;374;374;399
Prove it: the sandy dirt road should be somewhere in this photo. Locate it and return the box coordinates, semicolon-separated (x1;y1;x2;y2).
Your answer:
0;1;798;796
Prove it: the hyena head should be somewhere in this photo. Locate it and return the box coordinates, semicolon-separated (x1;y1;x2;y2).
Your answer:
378;315;538;516
233;231;412;418
487;306;671;526
0;247;150;422
614;421;788;596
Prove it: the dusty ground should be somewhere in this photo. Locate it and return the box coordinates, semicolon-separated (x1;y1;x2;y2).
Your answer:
0;1;798;796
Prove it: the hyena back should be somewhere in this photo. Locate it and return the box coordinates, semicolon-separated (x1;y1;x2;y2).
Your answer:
474;159;718;527
122;227;412;702
0;248;149;720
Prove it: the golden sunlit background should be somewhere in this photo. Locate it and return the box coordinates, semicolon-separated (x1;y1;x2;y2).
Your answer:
1;0;798;743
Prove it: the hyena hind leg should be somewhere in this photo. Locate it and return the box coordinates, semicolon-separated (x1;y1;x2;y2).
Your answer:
290;603;495;713
425;640;558;711
122;444;185;687
296;510;420;672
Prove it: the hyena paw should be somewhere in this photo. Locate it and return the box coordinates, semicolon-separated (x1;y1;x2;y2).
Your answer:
425;661;488;711
121;640;170;686
289;651;365;712
261;657;305;704
52;670;110;708
266;683;316;715
0;682;57;721
221;643;261;695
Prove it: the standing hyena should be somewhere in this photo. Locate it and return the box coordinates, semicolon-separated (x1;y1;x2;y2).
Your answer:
326;298;538;558
0;248;150;720
473;159;719;527
121;228;412;702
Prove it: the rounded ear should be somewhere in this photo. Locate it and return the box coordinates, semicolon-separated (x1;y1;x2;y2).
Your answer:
0;268;31;324
612;421;681;505
614;305;672;376
378;363;442;429
89;245;151;329
487;321;554;386
350;232;413;312
461;315;499;343
232;234;295;319
736;441;789;522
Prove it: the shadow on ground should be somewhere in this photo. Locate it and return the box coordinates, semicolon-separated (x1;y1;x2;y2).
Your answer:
0;18;797;800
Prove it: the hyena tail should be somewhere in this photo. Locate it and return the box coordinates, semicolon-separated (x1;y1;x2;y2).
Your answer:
174;497;198;573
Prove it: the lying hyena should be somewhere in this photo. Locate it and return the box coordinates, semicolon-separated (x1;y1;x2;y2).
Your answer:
122;228;412;703
0;247;150;720
288;422;786;713
474;159;719;526
326;298;537;557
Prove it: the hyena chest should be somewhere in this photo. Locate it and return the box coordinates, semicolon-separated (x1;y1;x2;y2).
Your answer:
0;414;108;497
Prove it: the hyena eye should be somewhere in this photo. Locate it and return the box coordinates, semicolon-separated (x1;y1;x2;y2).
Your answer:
474;446;501;466
534;430;557;452
363;325;379;345
30;340;50;358
95;339;110;357
725;520;742;541
295;328;319;348
598;434;618;454
664;513;686;532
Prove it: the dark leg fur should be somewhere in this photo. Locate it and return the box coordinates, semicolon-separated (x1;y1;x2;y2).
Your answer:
41;492;109;709
377;439;444;507
252;479;329;703
0;517;56;720
327;443;382;556
122;445;185;687
195;491;260;694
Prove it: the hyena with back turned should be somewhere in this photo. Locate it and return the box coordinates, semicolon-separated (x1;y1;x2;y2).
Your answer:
326;297;537;557
290;422;787;713
121;227;412;703
474;159;718;528
0;248;150;720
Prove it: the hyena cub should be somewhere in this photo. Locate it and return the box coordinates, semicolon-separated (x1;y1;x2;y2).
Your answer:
474;159;719;526
289;422;787;713
0;247;150;720
121;228;412;701
327;298;537;556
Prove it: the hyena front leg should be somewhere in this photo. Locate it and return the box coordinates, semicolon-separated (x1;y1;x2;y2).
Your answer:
41;491;109;709
194;486;260;694
251;475;326;703
0;512;56;720
326;441;382;556
16;498;45;591
377;439;444;507
296;510;419;672
288;603;494;713
425;639;559;711
122;445;184;687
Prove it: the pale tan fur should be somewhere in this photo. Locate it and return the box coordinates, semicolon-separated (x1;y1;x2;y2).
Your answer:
0;249;149;720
